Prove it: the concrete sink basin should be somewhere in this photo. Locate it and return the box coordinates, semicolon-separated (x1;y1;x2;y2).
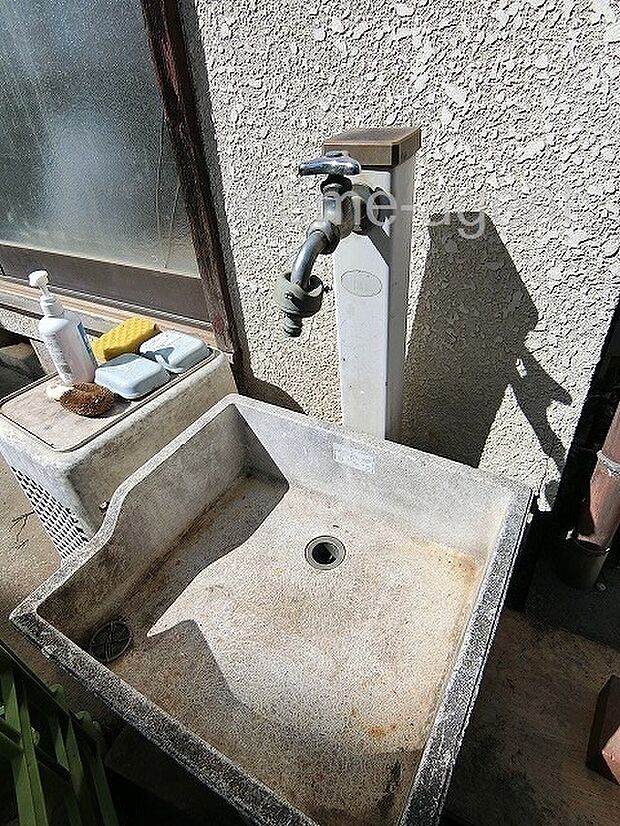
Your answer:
13;395;532;826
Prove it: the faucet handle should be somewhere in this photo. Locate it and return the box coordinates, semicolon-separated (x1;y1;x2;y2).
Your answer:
298;150;361;178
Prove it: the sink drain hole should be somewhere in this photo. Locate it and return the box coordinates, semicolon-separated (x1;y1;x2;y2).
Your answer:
305;536;346;569
89;619;132;664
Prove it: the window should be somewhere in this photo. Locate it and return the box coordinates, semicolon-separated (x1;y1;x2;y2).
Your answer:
0;0;208;323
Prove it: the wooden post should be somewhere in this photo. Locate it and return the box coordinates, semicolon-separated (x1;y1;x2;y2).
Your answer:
138;0;243;375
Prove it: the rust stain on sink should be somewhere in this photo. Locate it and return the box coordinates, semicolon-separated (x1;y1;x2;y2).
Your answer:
367;723;399;739
92;476;483;826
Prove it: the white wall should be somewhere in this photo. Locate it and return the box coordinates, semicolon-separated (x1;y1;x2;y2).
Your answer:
189;0;620;506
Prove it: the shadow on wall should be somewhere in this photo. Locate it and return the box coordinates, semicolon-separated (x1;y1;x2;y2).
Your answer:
402;212;571;497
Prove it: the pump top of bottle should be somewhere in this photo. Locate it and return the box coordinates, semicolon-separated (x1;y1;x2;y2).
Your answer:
29;270;64;318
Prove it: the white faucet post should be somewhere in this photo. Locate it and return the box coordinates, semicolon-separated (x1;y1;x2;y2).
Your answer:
274;127;420;441
326;128;420;441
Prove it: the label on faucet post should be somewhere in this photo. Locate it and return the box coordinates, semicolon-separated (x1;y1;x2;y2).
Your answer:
341;269;383;297
332;442;375;473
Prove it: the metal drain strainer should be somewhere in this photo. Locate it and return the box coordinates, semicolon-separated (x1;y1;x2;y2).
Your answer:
89;619;132;663
305;536;346;569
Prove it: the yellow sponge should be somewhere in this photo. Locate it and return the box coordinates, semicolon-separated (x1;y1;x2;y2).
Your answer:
91;317;158;363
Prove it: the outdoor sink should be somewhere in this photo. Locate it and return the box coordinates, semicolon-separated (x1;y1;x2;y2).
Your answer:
12;394;532;826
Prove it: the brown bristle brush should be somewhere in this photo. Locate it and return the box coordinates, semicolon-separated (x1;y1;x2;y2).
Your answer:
59;383;115;417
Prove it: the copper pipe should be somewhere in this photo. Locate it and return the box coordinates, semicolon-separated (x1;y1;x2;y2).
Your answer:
562;400;620;588
575;401;620;548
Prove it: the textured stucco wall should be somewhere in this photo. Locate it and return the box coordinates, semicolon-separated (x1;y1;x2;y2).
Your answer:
188;0;620;506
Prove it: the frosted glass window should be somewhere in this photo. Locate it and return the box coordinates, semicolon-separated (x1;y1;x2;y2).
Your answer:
0;0;198;276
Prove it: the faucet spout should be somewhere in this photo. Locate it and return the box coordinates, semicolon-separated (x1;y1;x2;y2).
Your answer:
290;230;329;291
274;163;367;338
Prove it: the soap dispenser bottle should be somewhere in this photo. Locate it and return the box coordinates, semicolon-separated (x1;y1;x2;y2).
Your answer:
29;270;96;385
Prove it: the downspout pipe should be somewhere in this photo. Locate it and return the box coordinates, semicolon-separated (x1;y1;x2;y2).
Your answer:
561;400;620;588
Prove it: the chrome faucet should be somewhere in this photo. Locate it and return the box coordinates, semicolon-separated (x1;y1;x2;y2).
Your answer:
274;150;374;337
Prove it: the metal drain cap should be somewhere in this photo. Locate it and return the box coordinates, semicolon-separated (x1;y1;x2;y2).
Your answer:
89;619;132;663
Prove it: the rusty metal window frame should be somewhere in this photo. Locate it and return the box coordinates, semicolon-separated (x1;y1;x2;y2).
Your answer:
0;243;210;329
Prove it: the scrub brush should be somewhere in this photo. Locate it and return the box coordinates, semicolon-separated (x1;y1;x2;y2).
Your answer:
58;383;115;417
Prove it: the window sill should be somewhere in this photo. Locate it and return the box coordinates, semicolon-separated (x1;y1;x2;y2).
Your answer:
0;277;216;347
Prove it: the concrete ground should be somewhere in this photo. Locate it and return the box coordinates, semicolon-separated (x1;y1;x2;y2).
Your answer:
0;364;35;398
